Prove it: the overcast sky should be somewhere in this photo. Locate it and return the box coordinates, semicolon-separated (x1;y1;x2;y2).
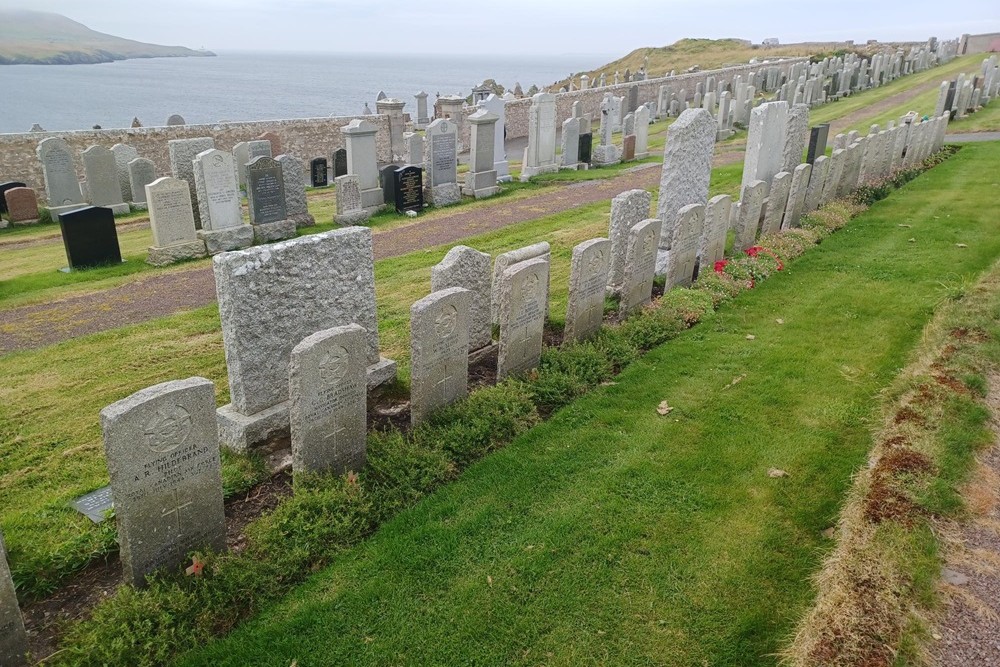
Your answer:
3;0;998;55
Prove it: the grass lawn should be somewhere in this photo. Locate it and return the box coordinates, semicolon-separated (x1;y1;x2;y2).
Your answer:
177;142;1000;666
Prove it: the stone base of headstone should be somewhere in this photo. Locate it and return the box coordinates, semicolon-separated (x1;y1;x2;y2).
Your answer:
146;239;208;267
462;170;499;199
198;226;254;254
11;217;38;226
290;213;316;228
519;164;559;182
218;357;397;452
469;341;497;365
130;202;148;212
334;210;371;226
252;219;297;244
591;145;621;166
496;162;512;183
105;203;131;216
360;187;384;210
0;219;8;230
48;203;88;218
716;129;734;142
427;183;462;206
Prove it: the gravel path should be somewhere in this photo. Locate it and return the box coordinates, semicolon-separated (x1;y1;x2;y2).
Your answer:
935;377;1000;665
0;162;676;354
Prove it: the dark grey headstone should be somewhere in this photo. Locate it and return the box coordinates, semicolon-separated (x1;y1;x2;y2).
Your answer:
71;486;114;523
393;166;423;214
0;182;26;216
310;158;328;187
945;81;957;117
627;84;639;113
380;165;397;209
58;206;123;269
333;148;348;178
806;124;830;164
246;156;286;225
578;134;593;164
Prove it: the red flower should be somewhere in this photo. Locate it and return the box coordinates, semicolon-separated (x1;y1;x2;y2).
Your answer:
714;260;729;273
745;246;784;271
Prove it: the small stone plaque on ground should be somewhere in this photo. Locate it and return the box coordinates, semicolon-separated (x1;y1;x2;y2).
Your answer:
71;485;114;523
393;166;423;214
58;206;123;270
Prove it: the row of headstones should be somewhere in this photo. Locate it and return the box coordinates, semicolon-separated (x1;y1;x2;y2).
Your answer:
36;139;148;217
934;55;1000;120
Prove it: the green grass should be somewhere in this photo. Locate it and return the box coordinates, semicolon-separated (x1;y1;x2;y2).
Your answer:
948;98;1000;133
175;143;1000;665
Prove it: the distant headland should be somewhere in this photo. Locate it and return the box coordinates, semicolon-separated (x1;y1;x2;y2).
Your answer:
0;9;215;65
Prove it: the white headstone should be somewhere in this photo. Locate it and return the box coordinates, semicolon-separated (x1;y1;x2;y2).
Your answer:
497;257;549;380
564;238;610;344
410;287;471;424
431;245;492;351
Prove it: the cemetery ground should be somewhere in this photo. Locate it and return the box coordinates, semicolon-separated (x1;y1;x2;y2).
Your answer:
110;141;1000;665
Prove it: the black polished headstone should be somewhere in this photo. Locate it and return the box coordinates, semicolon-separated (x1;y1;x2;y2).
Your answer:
393;166;423;214
578;133;593;165
806;124;830;164
0;181;26;216
246;156;286;224
310;158;328;187
380;165;398;209
58;206;122;270
333;148;348;178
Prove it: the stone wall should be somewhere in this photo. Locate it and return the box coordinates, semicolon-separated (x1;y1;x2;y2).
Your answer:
0;115;391;199
486;58;812;146
960;32;1000;55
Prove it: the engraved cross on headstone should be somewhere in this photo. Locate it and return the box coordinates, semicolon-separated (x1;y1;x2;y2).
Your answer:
161;491;194;542
434;363;455;403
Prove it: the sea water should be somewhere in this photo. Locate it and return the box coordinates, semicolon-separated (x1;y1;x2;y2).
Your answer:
0;50;610;134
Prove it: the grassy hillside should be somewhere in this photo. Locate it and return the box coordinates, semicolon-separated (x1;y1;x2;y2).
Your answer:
550;38;919;90
0;10;214;65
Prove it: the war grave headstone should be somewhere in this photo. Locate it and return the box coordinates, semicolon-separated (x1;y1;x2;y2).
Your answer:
607;189;651;295
3;187;37;226
245;156;296;243
664;204;704;289
333;148;348;178
480;93;511;181
491;242;551;325
620;218;662;314
310;158;329;187
423;118;461;206
380;165;398;209
0;181;25;217
214;227;396;451
111;143;139;203
782;162;812;229
127;158;156;209
193;149;253;254
168;137;215;228
0;530;28;666
822;148;847;205
733;179;767;254
564;238;611;344
804;155;829;213
497;257;549;380
655;108;716;274
276;154;315;228
741;101;788;194
806;124;830;163
100;377;226;586
145;177;207;266
760;171;792;236
410;287;471;425
431;245;492;351
58;206;122;270
393;166;423;214
699;194;732;271
520;93;558;180
464;109;499;198
289;324;367;476
82;146;129;215
335;174;369;225
341;119;383;210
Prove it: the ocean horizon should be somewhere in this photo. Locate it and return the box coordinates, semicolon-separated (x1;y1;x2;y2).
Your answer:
0;50;615;134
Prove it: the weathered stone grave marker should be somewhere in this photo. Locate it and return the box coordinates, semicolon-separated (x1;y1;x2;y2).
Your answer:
432;245;492;351
246;156;296;243
37;137;84;214
620;218;662;314
497;257;549;380
276;154;315;228
410;287;471;424
0;530;27;666
145;177;207;266
564;238;610;343
168;137;215;228
193;149;253;254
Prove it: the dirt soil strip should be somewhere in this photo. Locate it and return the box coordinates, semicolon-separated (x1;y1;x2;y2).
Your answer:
0;163;669;354
935;378;1000;665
